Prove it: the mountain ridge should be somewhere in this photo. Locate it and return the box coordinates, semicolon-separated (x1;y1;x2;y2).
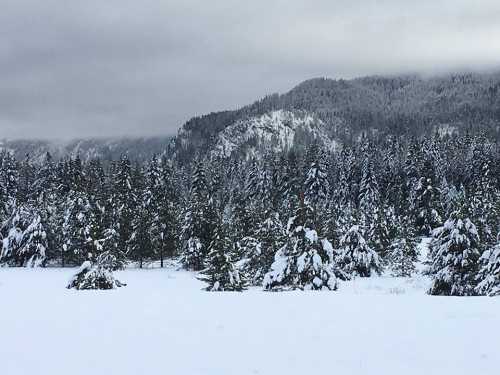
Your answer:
2;71;500;162
173;71;500;162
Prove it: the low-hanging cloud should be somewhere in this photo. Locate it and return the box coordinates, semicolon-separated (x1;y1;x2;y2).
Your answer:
1;0;499;139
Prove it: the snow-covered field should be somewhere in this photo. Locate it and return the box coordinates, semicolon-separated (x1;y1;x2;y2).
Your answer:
1;267;499;375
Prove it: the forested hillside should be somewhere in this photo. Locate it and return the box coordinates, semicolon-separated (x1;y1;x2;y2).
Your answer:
174;72;500;162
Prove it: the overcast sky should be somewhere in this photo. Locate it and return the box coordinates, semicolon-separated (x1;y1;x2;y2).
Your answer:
1;0;499;140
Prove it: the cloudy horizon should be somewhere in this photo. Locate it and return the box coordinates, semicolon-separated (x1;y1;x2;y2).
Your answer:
1;0;500;140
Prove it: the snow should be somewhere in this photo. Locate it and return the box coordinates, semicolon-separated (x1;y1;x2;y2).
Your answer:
1;267;500;375
304;228;318;243
212;110;338;158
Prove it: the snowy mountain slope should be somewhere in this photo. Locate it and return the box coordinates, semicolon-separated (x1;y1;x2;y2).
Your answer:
211;110;340;158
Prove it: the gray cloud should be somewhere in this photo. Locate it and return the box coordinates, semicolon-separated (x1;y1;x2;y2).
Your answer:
1;0;499;139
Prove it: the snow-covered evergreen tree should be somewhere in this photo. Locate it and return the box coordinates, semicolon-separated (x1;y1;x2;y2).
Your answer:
475;241;500;296
198;222;246;291
109;156;136;257
358;156;380;231
427;200;481;296
304;147;329;211
231;191;254;239
0;151;19;219
239;211;286;285
0;206;26;265
263;200;337;291
67;253;126;290
470;159;497;248
18;214;47;267
61;191;92;266
101;225;127;270
411;159;442;236
180;161;215;270
387;221;418;277
145;156;179;266
338;225;381;277
129;204;154;268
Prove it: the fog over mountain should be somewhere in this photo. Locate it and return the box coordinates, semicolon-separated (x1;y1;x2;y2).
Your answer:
2;71;500;163
1;0;500;140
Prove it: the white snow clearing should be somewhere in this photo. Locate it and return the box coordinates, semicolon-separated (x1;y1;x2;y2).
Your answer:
1;268;499;375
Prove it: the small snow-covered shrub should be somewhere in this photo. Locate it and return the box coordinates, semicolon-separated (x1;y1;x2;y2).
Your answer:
67;254;126;290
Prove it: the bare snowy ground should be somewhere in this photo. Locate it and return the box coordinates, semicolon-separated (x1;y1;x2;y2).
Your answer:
1;267;499;375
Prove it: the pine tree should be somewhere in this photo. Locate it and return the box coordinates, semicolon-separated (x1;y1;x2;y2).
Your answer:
304;147;329;210
110;156;136;257
33;152;62;263
0;205;29;266
100;224;127;270
387;221;418;277
198;222;246;292
263;199;337;291
240;211;286;285
0;151;19;219
145;157;178;266
61;191;92;266
278;151;301;214
359;156;380;228
180;161;214;270
338;225;382;277
411;159;441;236
67;252;126;290
18;213;48;267
358;154;387;256
427;197;481;296
129;204;154;269
321;199;343;248
470;158;496;248
379;204;401;260
476;241;500;296
231;190;254;239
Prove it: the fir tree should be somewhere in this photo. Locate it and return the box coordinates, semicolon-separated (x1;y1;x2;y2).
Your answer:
0;151;19;218
476;242;500;296
198;222;246;291
67;252;126;290
387;221;418;277
18;213;48;267
110;156;136;256
411;159;441;236
304;147;329;210
180;161;214;270
263;198;338;291
338;225;382;277
129;204;154;268
427;198;481;296
240;211;286;285
61;191;92;266
0;205;28;266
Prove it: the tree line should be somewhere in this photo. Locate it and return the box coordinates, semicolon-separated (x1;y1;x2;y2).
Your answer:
1;133;500;295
